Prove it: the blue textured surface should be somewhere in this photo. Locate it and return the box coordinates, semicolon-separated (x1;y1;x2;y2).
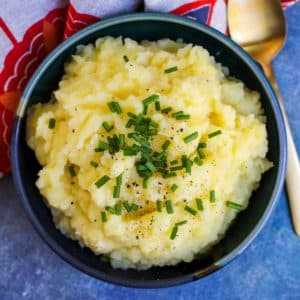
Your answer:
1;4;299;299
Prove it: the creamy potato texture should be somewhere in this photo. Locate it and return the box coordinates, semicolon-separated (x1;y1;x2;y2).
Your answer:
26;37;272;269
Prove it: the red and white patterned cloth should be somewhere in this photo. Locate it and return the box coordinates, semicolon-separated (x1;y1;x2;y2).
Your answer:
0;0;298;177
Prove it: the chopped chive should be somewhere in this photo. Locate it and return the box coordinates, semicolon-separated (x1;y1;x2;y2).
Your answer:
155;101;160;111
102;121;113;132
148;129;158;136
172;111;184;118
162;140;171;151
48;118;56;129
183;131;198;144
90;160;99;168
130;203;139;211
170;160;178;165
101;211;107;222
170;225;178;240
175;114;190;120
162;172;177;178
196;198;204;211
143;105;148;115
114;203;122;215
161;107;172;114
113;185;121;198
164;66;178;74
186;159;193;174
95;141;109;152
175;220;187;226
123;201;131;213
198;142;207;148
181;155;187;167
123;55;129;62
95;175;110;188
145;161;156;172
156;200;162;212
101;255;110;263
184;205;197;216
68;165;76;177
142;94;159;106
107;101;122;114
208;130;222;138
125;119;134;128
113;174;122;198
123;148;138;156
197;148;205;159
127;112;137;119
116;174;122;186
118;134;125;147
150;120;159;128
105;206;115;215
166;200;174;214
210;190;216;203
143;178;149;189
171;184;178;192
226;201;243;210
194;157;203;166
170;165;184;172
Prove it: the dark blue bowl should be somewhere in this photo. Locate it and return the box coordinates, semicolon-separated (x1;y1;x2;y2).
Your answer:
11;13;287;288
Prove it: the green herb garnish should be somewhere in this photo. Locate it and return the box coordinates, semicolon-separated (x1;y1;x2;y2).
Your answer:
162;172;177;178
184;205;197;216
155;101;160;111
95;175;110;188
210;190;216;203
102;121;113;132
48;118;56;129
156;200;162;212
175;114;190;120
105;206;115;214
123;55;129;62
101;211;107;222
208;130;222;138
68;165;76;177
90;160;99;168
162;140;171;151
171;184;178;192
161;107;172;114
107;101;122;114
183;131;198;144
123;201;131;213
142;94;159;106
226;201;243;210
113;174;122;198
170;225;178;240
175;220;188;226
164;66;178;74
196;198;204;211
95;141;109;152
194;157;203;166
166;200;174;214
123;148;138;156
170;165;184;172
114;203;122;215
170;160;178;165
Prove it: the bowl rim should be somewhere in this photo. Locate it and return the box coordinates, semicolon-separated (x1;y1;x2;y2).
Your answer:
11;12;287;288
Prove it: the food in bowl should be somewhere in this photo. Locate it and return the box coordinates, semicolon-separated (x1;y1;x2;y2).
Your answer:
26;36;272;270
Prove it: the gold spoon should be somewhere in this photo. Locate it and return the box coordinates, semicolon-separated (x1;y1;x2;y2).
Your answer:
228;0;300;236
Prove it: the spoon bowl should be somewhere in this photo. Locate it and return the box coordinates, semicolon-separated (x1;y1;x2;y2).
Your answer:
228;0;300;236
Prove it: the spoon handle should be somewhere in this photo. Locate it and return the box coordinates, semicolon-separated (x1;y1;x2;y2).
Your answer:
263;63;300;236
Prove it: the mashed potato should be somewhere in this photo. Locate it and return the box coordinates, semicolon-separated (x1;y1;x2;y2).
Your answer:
26;37;272;269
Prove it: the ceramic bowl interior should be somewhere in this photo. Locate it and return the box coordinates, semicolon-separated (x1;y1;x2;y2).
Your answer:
12;13;286;288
